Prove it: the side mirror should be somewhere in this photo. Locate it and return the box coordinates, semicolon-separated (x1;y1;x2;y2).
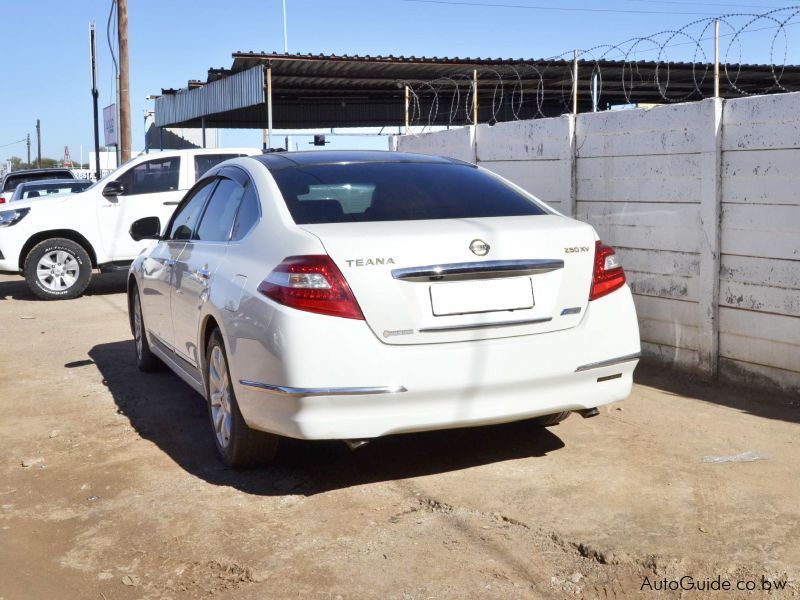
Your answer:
103;180;125;198
129;217;162;241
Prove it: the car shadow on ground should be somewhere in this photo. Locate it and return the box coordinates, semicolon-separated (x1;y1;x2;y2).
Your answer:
0;272;128;300
634;362;800;425
88;339;566;497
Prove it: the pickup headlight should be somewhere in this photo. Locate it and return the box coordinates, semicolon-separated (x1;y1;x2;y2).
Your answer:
0;207;30;227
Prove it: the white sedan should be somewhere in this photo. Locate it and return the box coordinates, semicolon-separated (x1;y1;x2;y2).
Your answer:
127;151;640;467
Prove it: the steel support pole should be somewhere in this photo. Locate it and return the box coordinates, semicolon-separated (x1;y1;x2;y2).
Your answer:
714;19;720;98
404;85;409;135
472;69;478;127
572;49;579;115
267;65;273;149
90;23;101;179
36;120;41;168
201;116;206;148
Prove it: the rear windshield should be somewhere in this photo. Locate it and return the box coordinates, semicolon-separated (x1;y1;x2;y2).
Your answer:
3;171;73;192
271;162;547;224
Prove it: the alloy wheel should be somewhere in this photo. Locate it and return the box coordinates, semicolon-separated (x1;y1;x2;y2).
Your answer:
208;346;232;448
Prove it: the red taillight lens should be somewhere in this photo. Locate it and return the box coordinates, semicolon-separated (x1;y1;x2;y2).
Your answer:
0;197;5;204
589;241;626;301
257;255;364;320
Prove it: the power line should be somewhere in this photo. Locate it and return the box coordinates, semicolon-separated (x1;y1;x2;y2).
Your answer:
400;0;719;16
625;0;788;9
0;138;26;149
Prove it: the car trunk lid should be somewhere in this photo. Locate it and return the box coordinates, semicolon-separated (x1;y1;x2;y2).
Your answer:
300;215;596;345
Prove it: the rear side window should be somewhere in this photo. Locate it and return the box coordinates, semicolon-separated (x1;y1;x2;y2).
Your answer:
195;178;246;242
166;178;216;240
194;154;246;181
231;184;260;241
3;171;72;192
271;162;547;224
116;156;180;195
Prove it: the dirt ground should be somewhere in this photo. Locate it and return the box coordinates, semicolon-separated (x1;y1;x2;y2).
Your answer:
0;272;798;599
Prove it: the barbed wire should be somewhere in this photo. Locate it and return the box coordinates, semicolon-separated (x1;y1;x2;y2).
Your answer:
400;6;800;131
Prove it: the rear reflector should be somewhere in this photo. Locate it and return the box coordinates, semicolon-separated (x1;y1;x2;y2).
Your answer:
258;255;364;320
589;241;626;301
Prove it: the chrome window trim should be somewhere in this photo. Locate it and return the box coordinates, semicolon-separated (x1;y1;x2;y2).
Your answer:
574;352;641;372
391;259;564;282
239;381;408;396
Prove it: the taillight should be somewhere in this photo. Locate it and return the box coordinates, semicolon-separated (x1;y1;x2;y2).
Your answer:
0;197;5;204
589;241;626;301
257;255;364;320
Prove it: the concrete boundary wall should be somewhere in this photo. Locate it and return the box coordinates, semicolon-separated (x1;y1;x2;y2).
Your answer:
394;94;800;394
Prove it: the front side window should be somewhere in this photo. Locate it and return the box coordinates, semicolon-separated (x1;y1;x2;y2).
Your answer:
165;178;216;240
195;178;246;242
271;162;547;224
116;156;180;196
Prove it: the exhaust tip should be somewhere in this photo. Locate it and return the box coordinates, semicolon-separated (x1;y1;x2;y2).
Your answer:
577;407;600;419
344;439;370;450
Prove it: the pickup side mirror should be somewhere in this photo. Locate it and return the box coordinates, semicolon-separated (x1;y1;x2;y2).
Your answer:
103;180;125;198
129;217;162;241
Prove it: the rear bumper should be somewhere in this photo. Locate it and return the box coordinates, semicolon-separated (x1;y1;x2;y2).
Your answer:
226;285;641;440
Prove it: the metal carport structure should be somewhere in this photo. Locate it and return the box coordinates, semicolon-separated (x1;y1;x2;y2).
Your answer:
154;52;800;145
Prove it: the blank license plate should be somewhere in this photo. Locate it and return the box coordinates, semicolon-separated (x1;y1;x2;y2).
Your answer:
430;278;534;316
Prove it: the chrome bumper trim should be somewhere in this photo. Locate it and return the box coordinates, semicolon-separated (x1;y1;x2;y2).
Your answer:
392;259;564;282
419;317;552;333
239;381;408;396
575;352;641;373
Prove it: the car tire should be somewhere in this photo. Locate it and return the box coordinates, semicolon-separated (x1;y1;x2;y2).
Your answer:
131;285;162;372
530;411;571;427
23;238;92;300
205;329;279;468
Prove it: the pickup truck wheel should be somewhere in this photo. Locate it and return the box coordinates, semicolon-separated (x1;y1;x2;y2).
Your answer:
23;238;92;300
131;287;162;372
206;329;279;468
530;411;571;427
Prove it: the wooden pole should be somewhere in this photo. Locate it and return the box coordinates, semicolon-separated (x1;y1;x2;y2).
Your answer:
714;19;720;98
117;0;131;161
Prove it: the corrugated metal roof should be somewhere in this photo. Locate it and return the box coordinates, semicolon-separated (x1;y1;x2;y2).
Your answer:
155;52;800;129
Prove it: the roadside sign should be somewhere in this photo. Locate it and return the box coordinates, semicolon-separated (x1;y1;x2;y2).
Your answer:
103;104;117;146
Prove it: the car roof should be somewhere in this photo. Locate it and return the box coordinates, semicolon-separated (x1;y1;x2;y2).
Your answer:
4;168;73;179
252;150;466;171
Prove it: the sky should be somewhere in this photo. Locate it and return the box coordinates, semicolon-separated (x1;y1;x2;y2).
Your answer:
1;0;797;162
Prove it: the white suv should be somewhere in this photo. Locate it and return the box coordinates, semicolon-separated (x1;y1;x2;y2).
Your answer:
0;148;258;299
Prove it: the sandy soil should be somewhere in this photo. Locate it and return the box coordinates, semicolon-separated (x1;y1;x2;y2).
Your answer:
0;272;798;599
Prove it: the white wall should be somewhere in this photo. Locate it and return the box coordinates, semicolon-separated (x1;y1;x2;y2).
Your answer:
394;94;800;394
718;93;800;392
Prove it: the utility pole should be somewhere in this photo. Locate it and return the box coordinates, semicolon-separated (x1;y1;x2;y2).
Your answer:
118;0;131;162
26;134;30;165
90;22;102;179
36;120;41;168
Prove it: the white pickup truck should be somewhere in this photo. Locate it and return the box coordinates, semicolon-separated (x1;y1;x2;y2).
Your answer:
0;148;259;299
